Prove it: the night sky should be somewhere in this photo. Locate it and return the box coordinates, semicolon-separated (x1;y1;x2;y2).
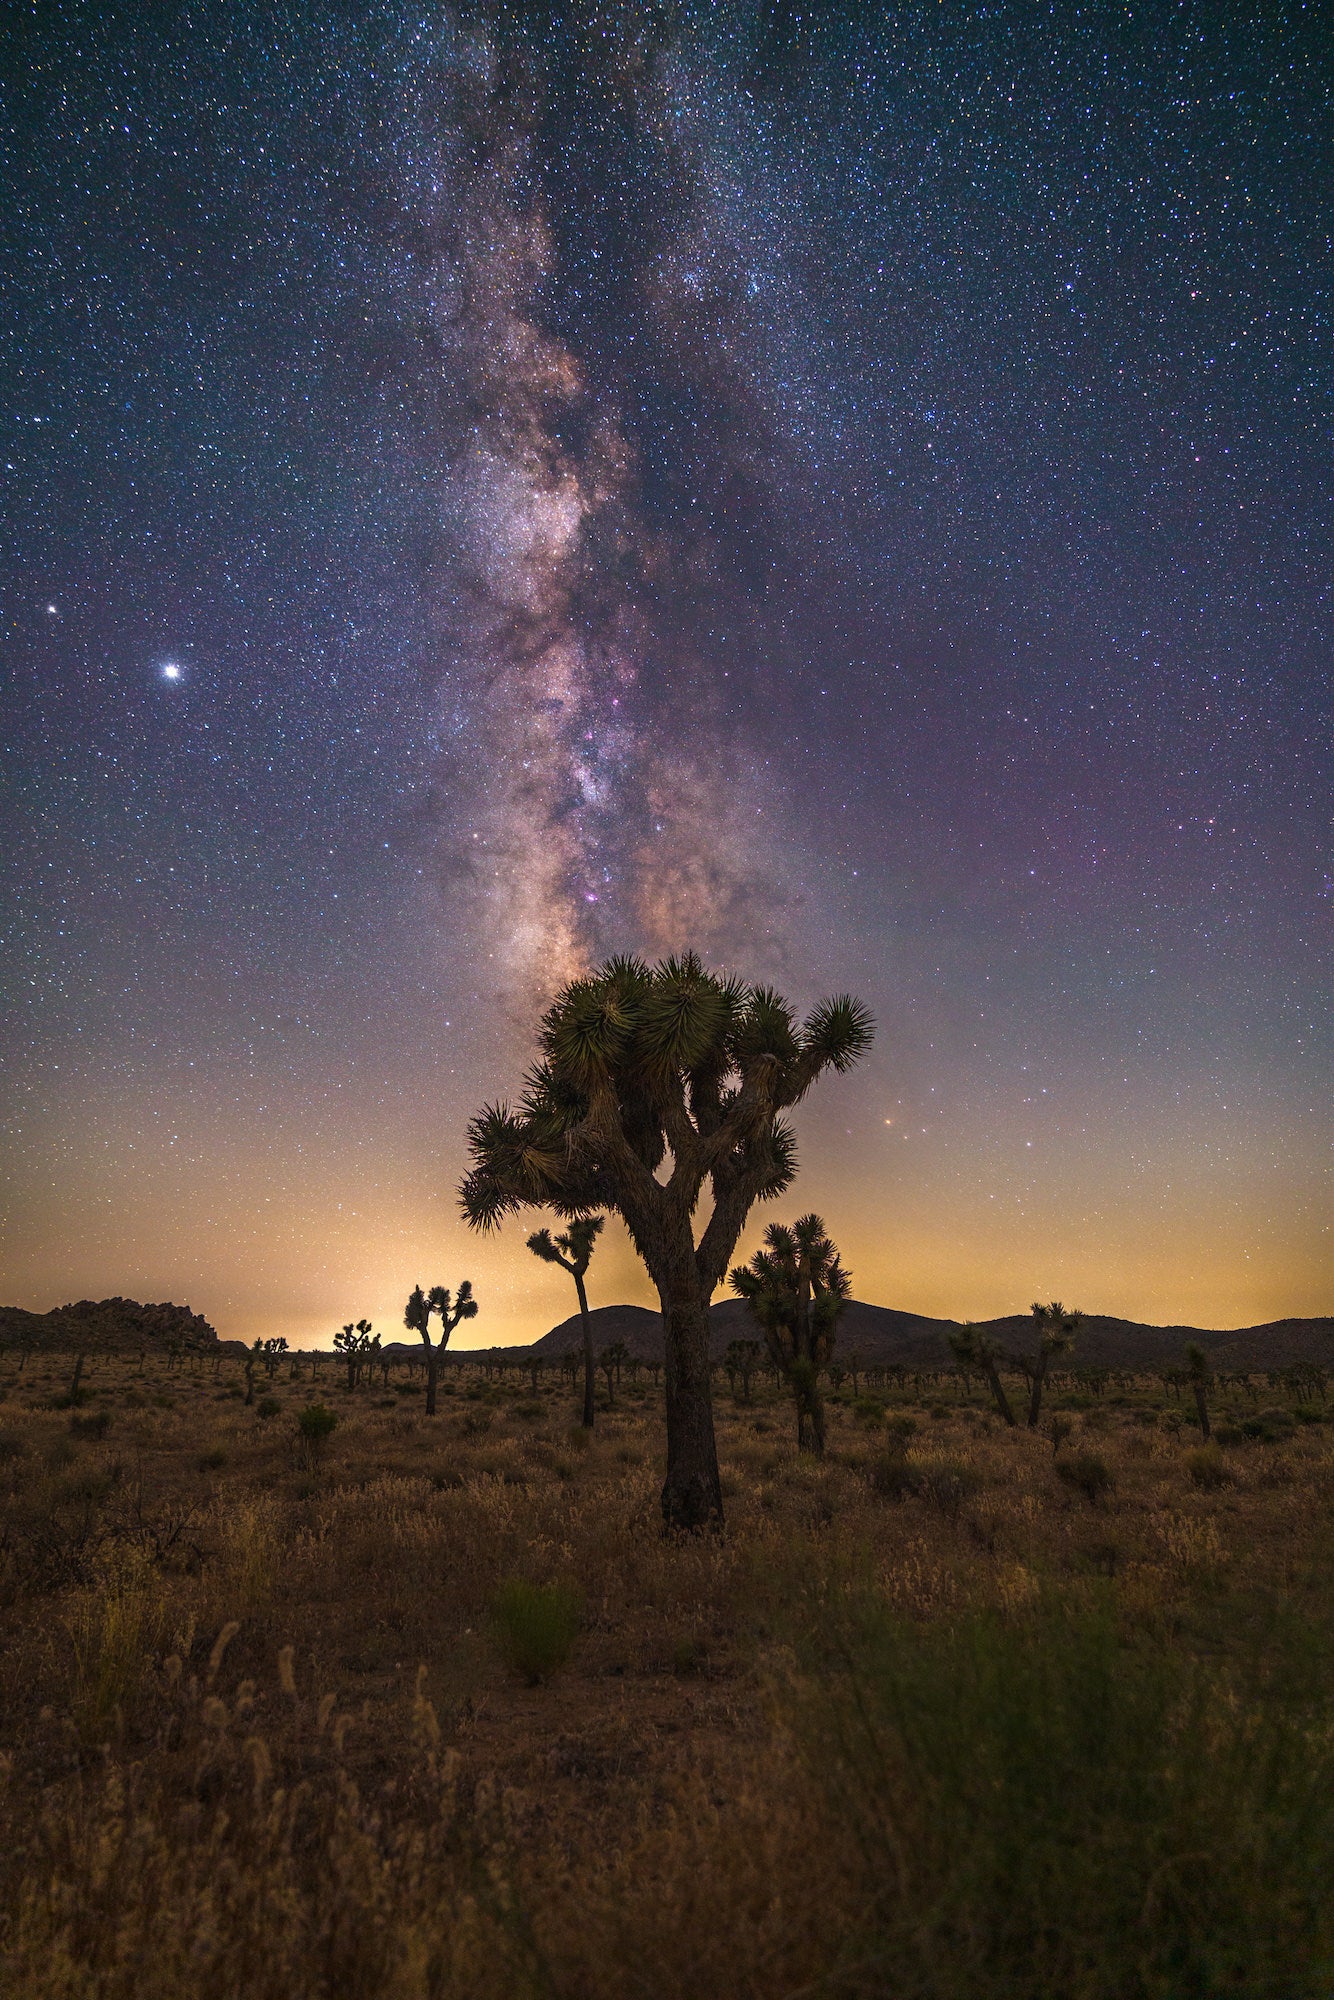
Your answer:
3;2;1328;1347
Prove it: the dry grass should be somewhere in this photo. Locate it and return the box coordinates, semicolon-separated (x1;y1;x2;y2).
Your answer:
0;1352;1331;1996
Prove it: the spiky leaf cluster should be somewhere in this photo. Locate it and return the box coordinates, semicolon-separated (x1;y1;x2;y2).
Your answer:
459;954;873;1290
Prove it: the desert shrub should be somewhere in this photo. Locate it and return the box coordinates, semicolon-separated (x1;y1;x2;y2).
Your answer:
256;1396;282;1419
792;1595;1334;1996
492;1577;582;1684
868;1449;917;1501
69;1410;111;1440
1243;1408;1296;1444
295;1404;338;1468
0;1430;25;1465
868;1451;982;1519
198;1447;228;1472
1295;1404;1325;1426
1186;1442;1233;1490
65;1548;164;1743
886;1413;918;1442
1056;1450;1115;1505
461;1408;493;1437
565;1423;593;1452
1215;1421;1245;1446
852;1396;885;1426
1049;1414;1074;1454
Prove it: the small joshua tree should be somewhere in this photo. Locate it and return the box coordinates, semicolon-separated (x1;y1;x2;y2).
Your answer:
1185;1342;1213;1440
724;1337;762;1402
948;1323;1017;1428
404;1281;478;1416
527;1215;604;1428
1024;1302;1081;1429
730;1214;850;1456
333;1321;375;1393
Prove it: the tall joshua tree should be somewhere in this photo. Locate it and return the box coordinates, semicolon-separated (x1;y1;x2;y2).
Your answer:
730;1214;850;1455
527;1215;604;1429
404;1281;478;1415
460;953;873;1529
948;1323;1017;1427
1024;1301;1081;1428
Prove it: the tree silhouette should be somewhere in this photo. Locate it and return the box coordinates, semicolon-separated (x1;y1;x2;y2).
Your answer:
405;1281;478;1415
333;1321;375;1393
730;1214;850;1455
527;1215;605;1428
1024;1302;1081;1428
948;1323;1017;1427
724;1337;762;1402
459;953;873;1528
1184;1341;1213;1440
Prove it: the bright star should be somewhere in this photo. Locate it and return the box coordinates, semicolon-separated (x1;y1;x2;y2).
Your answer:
161;662;182;681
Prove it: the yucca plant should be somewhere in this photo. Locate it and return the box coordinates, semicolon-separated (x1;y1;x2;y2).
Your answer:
730;1214;849;1454
527;1215;604;1427
948;1323;1017;1427
460;952;873;1528
404;1281;477;1415
1024;1301;1082;1428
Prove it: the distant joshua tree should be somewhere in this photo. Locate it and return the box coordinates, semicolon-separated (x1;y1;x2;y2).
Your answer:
730;1214;850;1456
1184;1342;1213;1440
526;1215;605;1429
404;1282;478;1416
948;1324;1017;1427
724;1337;762;1402
1024;1302;1082;1429
333;1320;376;1393
459;952;873;1529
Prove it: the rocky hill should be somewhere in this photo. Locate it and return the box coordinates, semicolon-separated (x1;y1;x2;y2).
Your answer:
0;1298;219;1355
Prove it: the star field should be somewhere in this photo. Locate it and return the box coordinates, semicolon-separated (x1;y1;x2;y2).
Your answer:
1;2;1328;1344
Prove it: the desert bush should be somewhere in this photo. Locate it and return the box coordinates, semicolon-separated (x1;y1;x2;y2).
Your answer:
64;1547;164;1743
491;1577;582;1684
868;1451;983;1519
791;1594;1334;1996
69;1410;111;1440
296;1404;338;1467
1243;1407;1296;1444
1056;1450;1115;1505
1049;1414;1074;1455
852;1395;885;1426
1186;1442;1233;1490
256;1396;282;1419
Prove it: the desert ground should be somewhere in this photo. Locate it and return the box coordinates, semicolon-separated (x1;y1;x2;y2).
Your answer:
1;1344;1331;1998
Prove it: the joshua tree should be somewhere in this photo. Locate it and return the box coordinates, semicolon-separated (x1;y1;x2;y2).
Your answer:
730;1214;850;1456
333;1321;375;1393
598;1345;618;1405
948;1323;1017;1427
261;1335;288;1380
724;1337;761;1402
526;1215;605;1428
1024;1302;1081;1429
460;953;873;1529
1184;1342;1213;1440
404;1281;478;1415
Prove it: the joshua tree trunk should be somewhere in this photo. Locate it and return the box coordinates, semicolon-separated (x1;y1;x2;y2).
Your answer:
1193;1383;1211;1440
1027;1352;1049;1429
422;1341;439;1416
68;1352;86;1404
985;1355;1017;1427
659;1283;723;1529
574;1271;596;1430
